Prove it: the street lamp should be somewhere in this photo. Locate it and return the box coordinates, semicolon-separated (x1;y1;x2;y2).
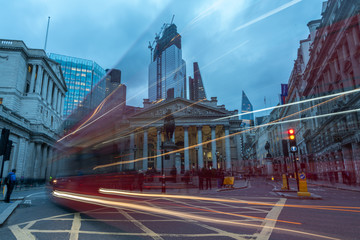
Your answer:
133;145;137;170
161;142;165;193
195;146;199;171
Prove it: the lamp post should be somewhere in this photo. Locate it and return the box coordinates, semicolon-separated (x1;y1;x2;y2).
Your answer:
161;142;165;193
133;145;137;170
195;146;199;171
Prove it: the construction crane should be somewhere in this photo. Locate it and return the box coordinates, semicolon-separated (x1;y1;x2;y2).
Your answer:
148;15;175;61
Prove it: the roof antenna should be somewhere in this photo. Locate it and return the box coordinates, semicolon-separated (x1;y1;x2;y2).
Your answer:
44;16;50;52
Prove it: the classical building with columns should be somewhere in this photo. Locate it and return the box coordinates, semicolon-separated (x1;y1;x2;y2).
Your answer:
123;97;243;174
0;39;67;182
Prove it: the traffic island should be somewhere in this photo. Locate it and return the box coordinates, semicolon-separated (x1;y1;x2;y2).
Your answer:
274;191;322;200
0;198;23;225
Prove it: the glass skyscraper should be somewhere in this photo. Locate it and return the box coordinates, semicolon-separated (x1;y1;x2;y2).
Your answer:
148;23;186;102
189;62;206;101
49;53;106;119
241;90;254;127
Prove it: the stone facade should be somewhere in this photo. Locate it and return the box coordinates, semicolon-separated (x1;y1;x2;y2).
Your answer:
0;39;67;182
248;0;360;184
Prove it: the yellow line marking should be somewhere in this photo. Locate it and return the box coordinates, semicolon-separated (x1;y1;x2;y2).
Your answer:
9;225;36;240
118;209;164;240
69;213;81;240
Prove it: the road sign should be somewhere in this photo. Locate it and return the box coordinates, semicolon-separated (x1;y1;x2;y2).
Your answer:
290;146;297;152
299;173;306;179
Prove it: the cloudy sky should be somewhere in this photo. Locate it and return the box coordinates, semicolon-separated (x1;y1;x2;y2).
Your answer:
0;0;324;117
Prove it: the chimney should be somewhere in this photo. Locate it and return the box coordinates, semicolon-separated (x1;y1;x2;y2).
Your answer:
143;99;151;108
307;19;321;42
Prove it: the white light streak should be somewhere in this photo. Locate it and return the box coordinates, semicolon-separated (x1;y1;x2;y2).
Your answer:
233;0;302;31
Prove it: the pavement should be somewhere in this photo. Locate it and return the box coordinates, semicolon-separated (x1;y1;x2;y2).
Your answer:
270;177;360;200
0;185;45;226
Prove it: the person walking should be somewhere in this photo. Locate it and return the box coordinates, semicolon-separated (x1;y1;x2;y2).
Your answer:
205;167;212;190
4;169;16;203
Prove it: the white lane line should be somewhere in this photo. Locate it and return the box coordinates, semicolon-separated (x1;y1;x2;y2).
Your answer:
255;198;287;240
25;192;45;198
69;213;81;240
9;225;36;240
118;209;164;240
209;201;271;213
195;222;249;240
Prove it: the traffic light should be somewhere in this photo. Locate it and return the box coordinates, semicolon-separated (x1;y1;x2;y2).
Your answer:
288;128;297;150
0;128;10;156
3;140;12;161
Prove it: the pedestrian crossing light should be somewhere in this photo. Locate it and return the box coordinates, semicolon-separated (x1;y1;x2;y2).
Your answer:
288;128;296;148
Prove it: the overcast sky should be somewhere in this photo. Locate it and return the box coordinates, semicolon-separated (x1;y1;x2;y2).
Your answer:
0;0;324;117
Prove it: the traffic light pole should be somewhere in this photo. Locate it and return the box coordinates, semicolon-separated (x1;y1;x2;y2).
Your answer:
293;152;299;191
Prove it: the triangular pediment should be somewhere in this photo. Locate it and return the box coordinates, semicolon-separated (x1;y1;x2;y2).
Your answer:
131;98;230;119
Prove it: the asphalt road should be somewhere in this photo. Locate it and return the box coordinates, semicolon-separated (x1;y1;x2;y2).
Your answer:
0;179;359;240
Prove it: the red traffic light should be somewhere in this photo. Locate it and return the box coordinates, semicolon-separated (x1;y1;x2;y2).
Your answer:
288;129;295;135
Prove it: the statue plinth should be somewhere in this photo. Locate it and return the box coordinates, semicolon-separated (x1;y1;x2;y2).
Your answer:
162;140;177;175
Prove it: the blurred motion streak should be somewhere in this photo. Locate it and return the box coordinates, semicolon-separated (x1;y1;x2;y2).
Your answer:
233;0;302;32
99;188;360;214
52;190;339;240
214;87;360;121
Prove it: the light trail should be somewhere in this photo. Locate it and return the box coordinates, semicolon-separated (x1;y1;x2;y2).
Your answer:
233;0;302;31
99;188;360;214
57;84;125;142
213;87;360;121
53;190;340;240
167;202;302;225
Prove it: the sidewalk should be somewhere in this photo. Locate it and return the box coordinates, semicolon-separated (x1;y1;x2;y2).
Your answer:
271;178;360;199
307;180;360;192
0;185;45;226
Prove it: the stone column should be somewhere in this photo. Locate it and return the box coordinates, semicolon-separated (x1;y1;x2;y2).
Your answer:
129;132;135;170
172;127;175;143
47;80;53;104
184;126;190;171
156;128;162;171
41;73;49;99
25;142;35;179
17;138;28;177
224;125;231;170
211;125;217;169
35;65;43;94
29;64;36;93
53;87;58;109
351;142;360;184
40;145;48;180
143;128;148;171
60;95;65;116
197;126;204;169
57;91;61;113
33;143;43;180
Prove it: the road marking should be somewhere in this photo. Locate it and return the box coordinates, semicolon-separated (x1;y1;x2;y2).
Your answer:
255;198;286;240
195;222;250;240
9;225;36;240
69;213;81;240
118;209;164;240
26;192;46;198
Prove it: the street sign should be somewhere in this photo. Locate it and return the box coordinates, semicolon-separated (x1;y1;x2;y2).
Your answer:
299;173;306;179
290;146;297;152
